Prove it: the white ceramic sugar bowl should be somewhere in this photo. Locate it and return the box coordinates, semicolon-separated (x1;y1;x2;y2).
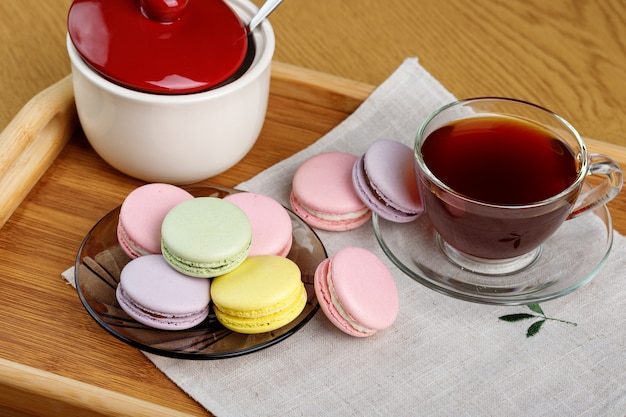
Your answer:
67;0;275;183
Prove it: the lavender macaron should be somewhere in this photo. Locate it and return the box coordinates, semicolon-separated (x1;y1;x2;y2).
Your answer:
116;254;210;330
352;139;423;222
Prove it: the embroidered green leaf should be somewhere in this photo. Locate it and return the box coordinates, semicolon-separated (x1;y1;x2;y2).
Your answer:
499;313;536;322
499;304;576;338
527;304;544;315
526;319;546;337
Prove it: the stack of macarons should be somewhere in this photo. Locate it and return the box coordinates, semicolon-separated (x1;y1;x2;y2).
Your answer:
290;140;423;232
289;142;415;337
116;137;417;337
114;184;306;333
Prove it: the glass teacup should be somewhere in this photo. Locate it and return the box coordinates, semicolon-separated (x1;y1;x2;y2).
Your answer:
415;98;623;276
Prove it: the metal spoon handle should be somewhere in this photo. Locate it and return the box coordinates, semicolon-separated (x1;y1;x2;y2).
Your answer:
247;0;283;32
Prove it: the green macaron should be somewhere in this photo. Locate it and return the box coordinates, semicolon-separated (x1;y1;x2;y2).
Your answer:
161;197;252;278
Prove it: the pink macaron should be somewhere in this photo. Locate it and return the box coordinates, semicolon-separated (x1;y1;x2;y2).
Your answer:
116;254;210;330
290;152;371;231
352;139;423;223
117;183;194;258
224;192;293;257
314;246;399;337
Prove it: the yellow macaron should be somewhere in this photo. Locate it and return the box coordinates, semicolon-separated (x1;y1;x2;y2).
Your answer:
211;255;307;334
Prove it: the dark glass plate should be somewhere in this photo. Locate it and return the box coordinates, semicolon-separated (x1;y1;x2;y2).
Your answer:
75;186;326;359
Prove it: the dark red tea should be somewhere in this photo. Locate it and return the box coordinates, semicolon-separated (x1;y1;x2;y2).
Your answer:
421;116;578;205
419;115;581;260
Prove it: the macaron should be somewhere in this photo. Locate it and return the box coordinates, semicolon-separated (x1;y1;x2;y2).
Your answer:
161;197;252;278
211;255;307;334
314;246;399;337
116;254;210;330
290;152;371;231
352;139;423;222
117;183;194;258
224;192;293;257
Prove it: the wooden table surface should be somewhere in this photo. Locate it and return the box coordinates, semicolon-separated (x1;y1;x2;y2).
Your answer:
2;1;625;147
0;1;625;416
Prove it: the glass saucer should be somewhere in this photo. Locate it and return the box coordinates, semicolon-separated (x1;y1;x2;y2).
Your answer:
373;203;613;305
75;186;326;359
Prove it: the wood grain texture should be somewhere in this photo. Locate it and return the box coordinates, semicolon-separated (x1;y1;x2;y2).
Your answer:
0;63;358;417
0;358;196;417
260;0;626;146
0;60;625;417
0;1;624;416
1;1;624;146
0;75;77;228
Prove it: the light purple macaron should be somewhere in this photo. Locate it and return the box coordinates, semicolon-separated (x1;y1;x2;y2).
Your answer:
116;254;210;330
352;139;423;222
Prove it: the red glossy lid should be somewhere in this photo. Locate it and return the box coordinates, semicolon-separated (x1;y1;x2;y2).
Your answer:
68;0;248;94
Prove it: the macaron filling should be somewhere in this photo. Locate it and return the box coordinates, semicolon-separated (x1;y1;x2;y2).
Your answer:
361;159;421;216
214;284;306;331
160;197;253;278
215;283;305;319
325;262;376;335
117;225;151;258
161;239;251;277
293;194;370;222
210;256;307;334
115;254;211;330
117;284;209;325
290;152;372;231
351;140;423;223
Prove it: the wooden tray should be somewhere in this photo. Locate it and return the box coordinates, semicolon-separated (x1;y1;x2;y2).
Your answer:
0;62;624;417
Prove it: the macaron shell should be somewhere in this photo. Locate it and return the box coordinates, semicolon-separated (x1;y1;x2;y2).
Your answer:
364;140;422;213
161;197;252;277
214;285;307;334
354;140;423;222
353;156;414;223
315;247;399;336
117;226;144;259
211;255;306;334
223;192;293;257
290;152;371;231
116;254;210;330
314;257;365;337
331;247;399;329
290;191;371;232
117;183;194;258
117;286;209;330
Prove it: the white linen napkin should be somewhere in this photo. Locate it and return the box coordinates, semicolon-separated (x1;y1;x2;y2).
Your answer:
62;58;626;416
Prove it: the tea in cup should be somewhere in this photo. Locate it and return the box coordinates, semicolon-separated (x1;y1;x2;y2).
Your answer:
415;98;623;275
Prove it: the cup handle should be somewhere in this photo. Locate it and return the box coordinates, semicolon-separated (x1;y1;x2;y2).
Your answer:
568;153;623;219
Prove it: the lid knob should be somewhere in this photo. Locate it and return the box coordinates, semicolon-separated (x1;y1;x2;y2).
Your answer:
140;0;189;23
